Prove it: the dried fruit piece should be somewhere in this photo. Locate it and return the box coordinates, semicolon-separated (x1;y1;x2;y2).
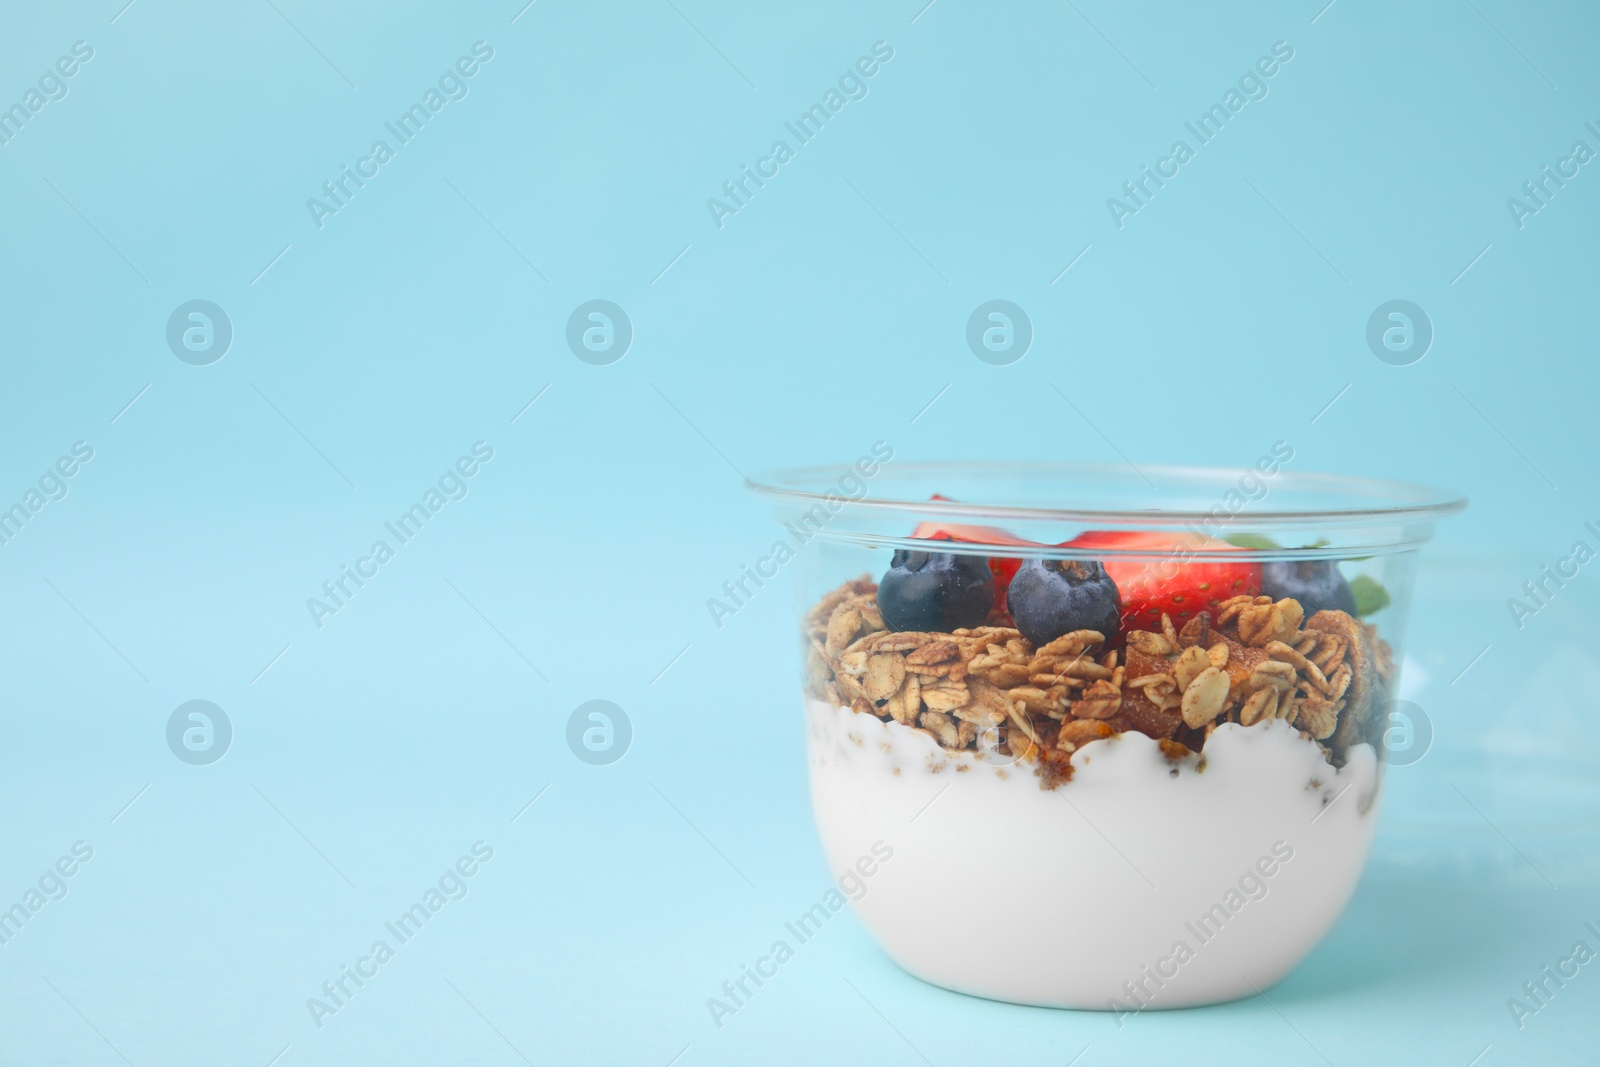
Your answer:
1057;718;1116;750
1108;688;1183;740
1158;738;1195;760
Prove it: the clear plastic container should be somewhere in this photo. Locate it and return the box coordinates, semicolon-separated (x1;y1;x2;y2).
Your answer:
748;459;1464;1010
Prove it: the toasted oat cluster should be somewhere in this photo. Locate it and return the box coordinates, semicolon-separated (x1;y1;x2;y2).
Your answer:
803;577;1394;780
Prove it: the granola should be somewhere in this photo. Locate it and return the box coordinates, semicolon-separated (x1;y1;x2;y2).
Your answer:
804;577;1393;785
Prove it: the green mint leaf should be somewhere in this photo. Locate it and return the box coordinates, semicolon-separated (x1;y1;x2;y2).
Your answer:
1349;575;1391;617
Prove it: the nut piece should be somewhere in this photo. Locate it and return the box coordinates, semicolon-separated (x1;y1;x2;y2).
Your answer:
1033;630;1105;660
1306;609;1377;725
1011;686;1064;715
856;631;936;653
1173;645;1212;690
1178;612;1213;648
1127;630;1174;656
1249;660;1298;691
1294;692;1341;740
1217;594;1269;627
984;663;1034;687
919;710;960;747
1180;666;1230;728
1237;600;1301;647
837;650;870;675
1324;662;1352;702
920;685;968;712
1239;686;1279;726
1071;679;1122;720
1126;673;1178;711
825;606;862;656
1264;641;1329;691
967;677;1020;723
906;640;960;667
862;654;907;701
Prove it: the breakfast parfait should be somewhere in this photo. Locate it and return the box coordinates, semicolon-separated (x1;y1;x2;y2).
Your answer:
754;464;1461;1010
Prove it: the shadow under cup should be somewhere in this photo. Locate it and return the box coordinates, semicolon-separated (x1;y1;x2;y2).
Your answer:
748;461;1464;1010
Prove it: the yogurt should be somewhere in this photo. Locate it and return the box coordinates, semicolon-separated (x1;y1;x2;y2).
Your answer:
807;699;1381;1009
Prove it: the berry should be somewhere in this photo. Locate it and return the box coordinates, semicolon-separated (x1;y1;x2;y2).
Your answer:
1065;530;1262;631
1007;559;1122;647
877;549;995;632
910;510;1034;617
1261;560;1356;617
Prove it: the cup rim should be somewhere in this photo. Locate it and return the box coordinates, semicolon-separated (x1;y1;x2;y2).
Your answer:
746;461;1467;529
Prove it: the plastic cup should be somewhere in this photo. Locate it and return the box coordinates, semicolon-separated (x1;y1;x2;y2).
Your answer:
748;459;1464;1010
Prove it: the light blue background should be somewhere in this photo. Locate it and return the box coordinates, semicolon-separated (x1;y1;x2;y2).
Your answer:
1;0;1597;1063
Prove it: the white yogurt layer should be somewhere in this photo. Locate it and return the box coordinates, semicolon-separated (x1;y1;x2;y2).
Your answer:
807;699;1381;1010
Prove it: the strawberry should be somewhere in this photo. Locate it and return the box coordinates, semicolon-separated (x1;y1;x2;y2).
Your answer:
911;497;1034;617
1065;530;1262;632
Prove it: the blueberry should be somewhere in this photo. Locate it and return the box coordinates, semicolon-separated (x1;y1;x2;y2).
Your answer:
1261;560;1356;617
877;550;994;631
1007;559;1121;647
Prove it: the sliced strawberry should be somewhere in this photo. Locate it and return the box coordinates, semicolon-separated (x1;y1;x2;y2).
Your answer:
1065;530;1262;631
